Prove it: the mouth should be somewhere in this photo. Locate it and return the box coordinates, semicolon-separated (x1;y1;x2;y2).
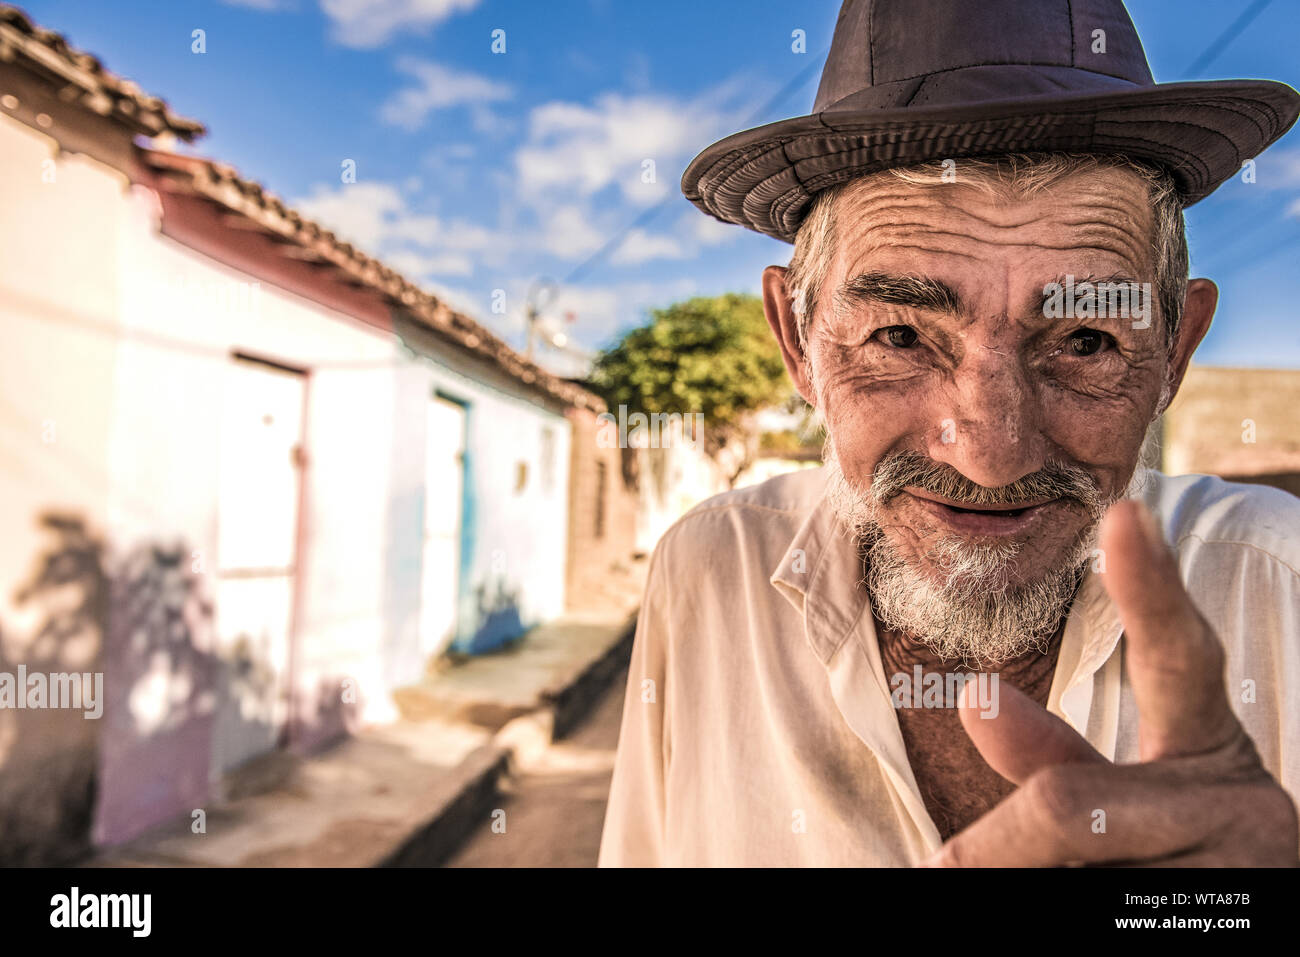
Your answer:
905;489;1060;536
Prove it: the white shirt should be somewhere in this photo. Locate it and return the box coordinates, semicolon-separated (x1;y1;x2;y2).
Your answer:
597;467;1300;866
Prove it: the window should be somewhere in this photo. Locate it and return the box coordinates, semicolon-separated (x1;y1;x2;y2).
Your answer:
594;460;607;539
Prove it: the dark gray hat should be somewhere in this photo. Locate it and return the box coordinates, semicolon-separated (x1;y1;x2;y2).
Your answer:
681;0;1300;243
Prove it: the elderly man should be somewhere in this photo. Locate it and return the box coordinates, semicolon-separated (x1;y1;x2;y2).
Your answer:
598;0;1300;867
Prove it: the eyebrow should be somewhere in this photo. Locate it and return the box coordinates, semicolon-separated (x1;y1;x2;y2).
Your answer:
834;272;963;316
1038;274;1146;314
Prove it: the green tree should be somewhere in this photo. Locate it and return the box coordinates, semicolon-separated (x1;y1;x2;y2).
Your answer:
588;293;791;485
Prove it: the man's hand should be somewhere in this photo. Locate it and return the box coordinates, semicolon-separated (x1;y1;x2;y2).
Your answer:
922;499;1299;867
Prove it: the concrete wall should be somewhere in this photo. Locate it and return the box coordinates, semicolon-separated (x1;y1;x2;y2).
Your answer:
635;441;729;554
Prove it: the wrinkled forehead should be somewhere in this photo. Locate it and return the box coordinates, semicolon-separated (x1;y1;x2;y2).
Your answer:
826;165;1157;283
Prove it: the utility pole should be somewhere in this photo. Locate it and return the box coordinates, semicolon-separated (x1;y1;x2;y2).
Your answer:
524;277;557;359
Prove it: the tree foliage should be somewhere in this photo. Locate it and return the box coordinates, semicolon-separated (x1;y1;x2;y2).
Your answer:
588;293;791;479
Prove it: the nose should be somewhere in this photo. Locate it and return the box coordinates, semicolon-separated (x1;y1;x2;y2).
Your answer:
926;345;1048;488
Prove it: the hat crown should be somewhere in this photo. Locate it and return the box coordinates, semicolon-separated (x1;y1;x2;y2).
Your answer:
813;0;1155;113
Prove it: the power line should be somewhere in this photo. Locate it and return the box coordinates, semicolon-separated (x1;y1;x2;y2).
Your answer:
1183;0;1272;77
562;202;672;286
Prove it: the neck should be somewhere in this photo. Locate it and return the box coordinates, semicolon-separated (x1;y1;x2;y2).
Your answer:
874;611;1068;679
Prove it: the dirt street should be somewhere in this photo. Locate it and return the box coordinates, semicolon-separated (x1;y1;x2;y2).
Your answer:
445;668;629;867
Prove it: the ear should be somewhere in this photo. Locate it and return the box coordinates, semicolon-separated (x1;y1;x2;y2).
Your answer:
1161;277;1217;410
762;265;816;405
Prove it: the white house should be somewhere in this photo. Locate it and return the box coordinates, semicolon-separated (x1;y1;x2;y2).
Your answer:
0;4;600;861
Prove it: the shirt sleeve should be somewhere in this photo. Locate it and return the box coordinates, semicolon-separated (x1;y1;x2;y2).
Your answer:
597;534;672;867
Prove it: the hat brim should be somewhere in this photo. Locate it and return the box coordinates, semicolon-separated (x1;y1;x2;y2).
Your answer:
681;79;1300;243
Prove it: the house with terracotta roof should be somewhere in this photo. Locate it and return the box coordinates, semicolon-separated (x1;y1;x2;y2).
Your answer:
0;4;637;863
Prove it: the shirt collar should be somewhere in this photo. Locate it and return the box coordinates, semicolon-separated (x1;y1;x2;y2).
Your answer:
769;473;872;665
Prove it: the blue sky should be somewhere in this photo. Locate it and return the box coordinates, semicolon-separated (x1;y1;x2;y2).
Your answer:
20;0;1300;373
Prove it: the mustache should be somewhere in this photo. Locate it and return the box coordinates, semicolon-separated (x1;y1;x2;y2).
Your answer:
869;450;1106;513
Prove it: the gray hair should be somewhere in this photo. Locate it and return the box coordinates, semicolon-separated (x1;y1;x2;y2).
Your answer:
785;153;1189;355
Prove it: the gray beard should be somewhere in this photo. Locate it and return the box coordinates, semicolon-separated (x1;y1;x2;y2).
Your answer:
823;448;1125;667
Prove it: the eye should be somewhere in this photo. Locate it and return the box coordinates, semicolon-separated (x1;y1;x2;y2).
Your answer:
1067;329;1111;356
882;325;919;348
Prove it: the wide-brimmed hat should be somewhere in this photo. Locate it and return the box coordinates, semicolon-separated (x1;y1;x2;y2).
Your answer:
682;0;1300;243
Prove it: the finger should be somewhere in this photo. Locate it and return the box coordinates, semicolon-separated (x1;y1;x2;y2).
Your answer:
1093;764;1299;867
957;679;1107;785
921;761;1219;867
1097;499;1239;760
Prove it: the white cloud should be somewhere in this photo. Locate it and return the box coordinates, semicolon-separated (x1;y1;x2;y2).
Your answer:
514;93;725;207
610;229;686;265
551;285;620;329
1256;148;1300;190
426;281;491;318
289;79;755;330
320;0;480;48
551;278;696;340
687;210;738;246
540;205;605;258
295;181;409;251
292;180;510;282
469;104;517;138
499;84;755;273
1255;149;1300;221
437;221;499;250
385;249;475;278
380;57;511;131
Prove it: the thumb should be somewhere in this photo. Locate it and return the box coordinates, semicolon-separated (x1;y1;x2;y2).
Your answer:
957;678;1107;785
1097;499;1239;760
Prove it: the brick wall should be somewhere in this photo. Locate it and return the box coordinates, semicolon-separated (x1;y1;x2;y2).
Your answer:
564;407;641;614
1162;366;1300;497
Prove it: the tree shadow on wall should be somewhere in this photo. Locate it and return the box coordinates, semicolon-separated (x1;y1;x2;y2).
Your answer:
0;513;105;865
462;577;524;654
0;511;223;864
97;523;221;850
